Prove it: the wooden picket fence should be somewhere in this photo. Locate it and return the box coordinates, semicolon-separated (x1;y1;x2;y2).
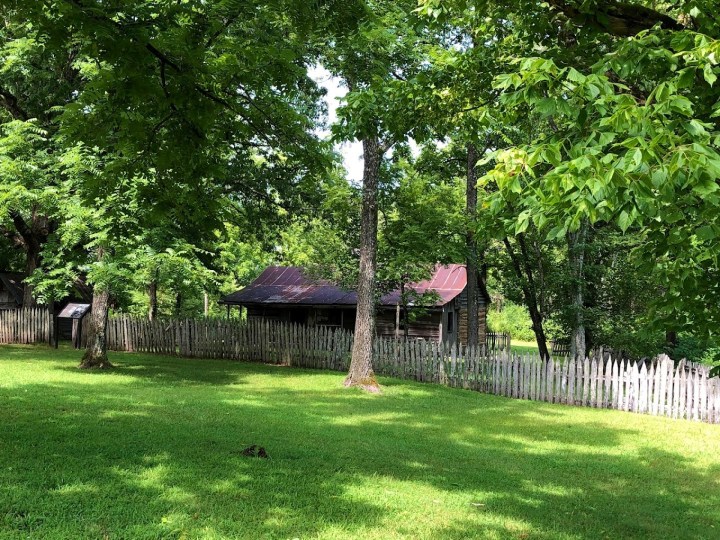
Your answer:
0;308;53;345
88;316;355;369
77;316;719;424
485;331;511;351
3;308;716;423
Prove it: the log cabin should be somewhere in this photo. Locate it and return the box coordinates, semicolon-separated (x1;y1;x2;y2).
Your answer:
220;264;489;345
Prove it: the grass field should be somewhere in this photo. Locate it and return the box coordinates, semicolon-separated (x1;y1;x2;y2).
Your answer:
1;345;719;539
510;340;541;355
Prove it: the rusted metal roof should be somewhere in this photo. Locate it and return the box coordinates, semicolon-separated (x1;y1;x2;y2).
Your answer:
379;264;466;306
220;264;467;307
220;267;356;306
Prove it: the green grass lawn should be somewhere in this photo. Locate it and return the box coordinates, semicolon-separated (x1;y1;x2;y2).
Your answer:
510;339;541;355
1;345;719;539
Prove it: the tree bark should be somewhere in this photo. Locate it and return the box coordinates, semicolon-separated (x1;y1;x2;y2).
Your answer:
346;136;381;392
204;291;210;317
567;222;588;361
10;211;48;308
148;272;158;321
503;236;551;360
80;287;113;369
22;245;41;308
665;330;677;348
175;291;182;316
466;143;480;347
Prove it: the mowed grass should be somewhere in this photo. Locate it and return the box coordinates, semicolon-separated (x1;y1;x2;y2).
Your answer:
510;340;540;355
1;346;719;540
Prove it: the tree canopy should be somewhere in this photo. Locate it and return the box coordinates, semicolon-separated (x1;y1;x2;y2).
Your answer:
1;0;719;374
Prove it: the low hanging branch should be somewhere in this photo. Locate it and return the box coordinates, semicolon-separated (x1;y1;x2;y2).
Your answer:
547;0;684;37
0;85;29;120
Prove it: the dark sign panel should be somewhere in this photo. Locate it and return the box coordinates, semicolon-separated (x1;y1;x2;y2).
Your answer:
58;303;91;319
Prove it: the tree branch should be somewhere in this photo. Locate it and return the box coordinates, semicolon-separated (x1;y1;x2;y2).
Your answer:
0;85;29;120
547;0;683;37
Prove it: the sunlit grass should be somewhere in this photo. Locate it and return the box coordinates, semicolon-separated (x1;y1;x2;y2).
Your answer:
511;339;541;355
1;344;719;539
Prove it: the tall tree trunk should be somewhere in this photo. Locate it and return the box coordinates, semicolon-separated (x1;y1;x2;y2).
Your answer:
395;303;400;339
22;246;41;308
10;211;48;308
204;291;210;317
148;271;158;321
175;291;182;316
80;287;113;369
466;143;480;347
567;222;588;361
346;136;381;392
503;235;551;360
400;282;409;339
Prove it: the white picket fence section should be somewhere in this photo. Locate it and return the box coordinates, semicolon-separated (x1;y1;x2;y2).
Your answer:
78;316;720;425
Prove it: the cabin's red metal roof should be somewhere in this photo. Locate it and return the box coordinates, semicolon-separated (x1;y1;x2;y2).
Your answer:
220;264;467;307
379;264;466;306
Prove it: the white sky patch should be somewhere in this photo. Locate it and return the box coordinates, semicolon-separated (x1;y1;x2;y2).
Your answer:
309;65;425;184
309;65;364;183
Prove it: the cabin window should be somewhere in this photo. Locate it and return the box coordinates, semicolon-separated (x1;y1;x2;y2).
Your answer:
447;312;454;334
290;308;308;324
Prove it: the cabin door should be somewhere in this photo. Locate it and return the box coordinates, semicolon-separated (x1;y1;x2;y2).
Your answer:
444;309;457;344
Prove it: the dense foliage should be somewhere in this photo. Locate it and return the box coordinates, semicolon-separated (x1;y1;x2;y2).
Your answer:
1;0;719;371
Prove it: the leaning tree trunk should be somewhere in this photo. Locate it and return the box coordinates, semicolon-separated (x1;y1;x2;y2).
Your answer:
80;288;113;369
567;222;588;361
503;236;551;360
175;292;183;316
466;143;480;347
345;136;381;392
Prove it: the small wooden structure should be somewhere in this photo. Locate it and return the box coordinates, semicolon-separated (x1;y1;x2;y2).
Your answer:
0;270;93;343
220;264;489;346
0;272;25;309
57;302;91;348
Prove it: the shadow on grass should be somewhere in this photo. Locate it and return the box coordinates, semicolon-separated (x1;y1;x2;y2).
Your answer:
1;349;719;539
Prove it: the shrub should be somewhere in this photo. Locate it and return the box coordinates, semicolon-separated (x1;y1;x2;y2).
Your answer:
487;301;535;341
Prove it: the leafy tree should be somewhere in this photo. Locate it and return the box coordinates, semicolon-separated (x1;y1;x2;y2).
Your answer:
328;0;436;390
10;0;348;367
0;12;85;306
478;1;720;347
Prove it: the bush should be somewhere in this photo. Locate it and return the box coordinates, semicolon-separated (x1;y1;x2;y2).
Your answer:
487;301;535;341
671;336;720;366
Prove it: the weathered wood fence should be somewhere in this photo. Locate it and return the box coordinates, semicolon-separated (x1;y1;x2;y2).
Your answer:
3;310;716;423
75;316;719;424
485;331;511;351
0;308;53;345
